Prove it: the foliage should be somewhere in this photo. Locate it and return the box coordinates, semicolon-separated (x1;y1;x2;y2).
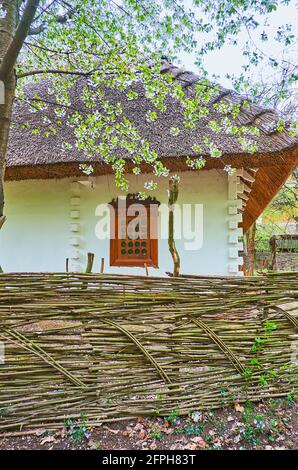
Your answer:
64;414;89;444
251;336;266;353
148;425;163;441
239;401;286;446
183;422;206;436
0;0;296;195
255;223;279;252
166;408;180;426
264;321;277;333
255;172;298;252
285;392;296;407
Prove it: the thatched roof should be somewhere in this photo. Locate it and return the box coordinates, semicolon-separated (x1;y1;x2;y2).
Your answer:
5;62;298;231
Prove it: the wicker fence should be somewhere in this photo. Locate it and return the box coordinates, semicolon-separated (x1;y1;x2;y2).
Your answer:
0;272;297;431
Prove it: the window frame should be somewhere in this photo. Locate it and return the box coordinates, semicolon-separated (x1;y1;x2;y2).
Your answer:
109;195;159;268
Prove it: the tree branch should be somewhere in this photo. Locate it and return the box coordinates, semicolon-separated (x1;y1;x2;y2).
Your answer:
17;66;142;79
17;68;98;79
28;10;71;35
28;0;75;36
0;0;41;81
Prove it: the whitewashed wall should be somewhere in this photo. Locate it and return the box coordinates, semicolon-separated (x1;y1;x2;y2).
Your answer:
0;170;243;276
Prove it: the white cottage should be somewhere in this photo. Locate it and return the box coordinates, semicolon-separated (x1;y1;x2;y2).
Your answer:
1;64;298;276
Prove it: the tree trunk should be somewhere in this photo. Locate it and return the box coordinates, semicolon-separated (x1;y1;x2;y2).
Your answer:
269;235;277;271
168;179;180;277
245;222;256;276
0;1;18;223
0;73;15;222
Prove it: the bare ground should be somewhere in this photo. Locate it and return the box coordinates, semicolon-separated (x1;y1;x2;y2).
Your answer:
0;398;297;450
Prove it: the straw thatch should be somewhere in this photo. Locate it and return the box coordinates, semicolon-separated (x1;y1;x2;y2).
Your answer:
7;63;298;169
0;272;297;431
5;62;298;231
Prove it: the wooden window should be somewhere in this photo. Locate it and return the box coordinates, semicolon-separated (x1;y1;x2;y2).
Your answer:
110;195;159;267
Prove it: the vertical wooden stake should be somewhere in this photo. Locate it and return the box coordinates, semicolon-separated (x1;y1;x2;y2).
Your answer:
82;253;95;290
144;263;149;276
85;252;94;273
66;258;69;273
100;257;105;274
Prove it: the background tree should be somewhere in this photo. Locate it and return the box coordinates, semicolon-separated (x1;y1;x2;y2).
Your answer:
0;0;297;233
255;170;297;252
0;0;41;228
243;83;297;272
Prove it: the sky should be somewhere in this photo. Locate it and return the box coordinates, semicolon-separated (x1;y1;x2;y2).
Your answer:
177;0;298;88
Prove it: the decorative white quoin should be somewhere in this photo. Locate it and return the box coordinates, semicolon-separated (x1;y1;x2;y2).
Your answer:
227;169;256;276
69;181;82;272
227;172;244;276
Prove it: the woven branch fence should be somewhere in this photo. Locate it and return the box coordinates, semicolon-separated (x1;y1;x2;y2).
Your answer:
0;272;297;431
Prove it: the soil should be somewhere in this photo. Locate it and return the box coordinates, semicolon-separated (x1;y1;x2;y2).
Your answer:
0;398;297;450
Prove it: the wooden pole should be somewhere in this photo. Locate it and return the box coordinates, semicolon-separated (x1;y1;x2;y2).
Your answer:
100;257;105;274
168;179;180;277
85;252;94;273
144;263;149;276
